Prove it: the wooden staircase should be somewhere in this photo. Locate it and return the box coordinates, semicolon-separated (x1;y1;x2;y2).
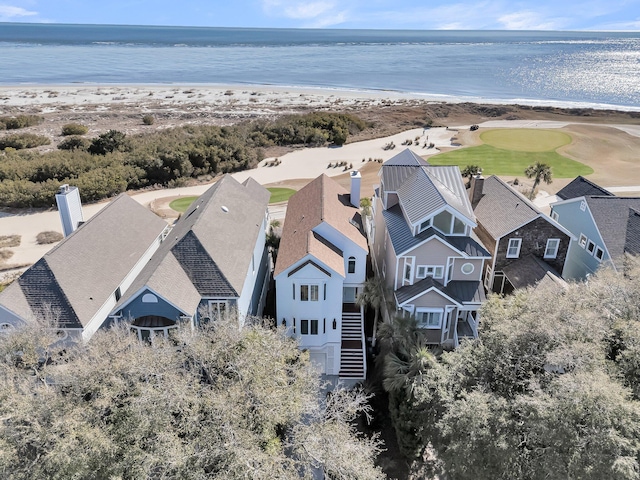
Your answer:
339;311;366;379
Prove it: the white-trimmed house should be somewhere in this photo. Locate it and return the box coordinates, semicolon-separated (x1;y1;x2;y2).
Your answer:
470;175;574;294
550;176;640;280
0;194;169;342
274;173;369;379
369;149;491;347
109;175;271;339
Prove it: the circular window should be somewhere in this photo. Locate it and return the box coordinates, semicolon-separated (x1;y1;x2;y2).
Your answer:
56;330;68;340
461;263;475;275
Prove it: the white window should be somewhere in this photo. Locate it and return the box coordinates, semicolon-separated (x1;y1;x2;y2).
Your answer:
506;238;522;258
586;240;596;255
551;211;559;221
579;234;587;248
461;262;475;275
544;239;560;259
580;200;587;212
404;264;412;281
208;301;227;319
419;219;431;232
416;265;444;279
595;246;604;261
300;284;319;301
416;310;442;329
348;256;356;274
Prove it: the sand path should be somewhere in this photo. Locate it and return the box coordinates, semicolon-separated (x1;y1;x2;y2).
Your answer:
2;119;640;274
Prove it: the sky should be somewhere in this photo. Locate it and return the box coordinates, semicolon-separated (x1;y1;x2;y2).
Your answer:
0;0;639;30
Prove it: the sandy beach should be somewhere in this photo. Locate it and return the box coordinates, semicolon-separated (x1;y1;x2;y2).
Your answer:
2;84;640;279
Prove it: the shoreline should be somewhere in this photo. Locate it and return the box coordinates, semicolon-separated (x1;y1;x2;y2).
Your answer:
2;83;640;114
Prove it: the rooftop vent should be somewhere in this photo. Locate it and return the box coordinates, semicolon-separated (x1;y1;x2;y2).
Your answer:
221;205;229;213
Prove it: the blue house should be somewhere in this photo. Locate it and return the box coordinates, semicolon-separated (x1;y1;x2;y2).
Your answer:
110;175;271;339
550;176;640;280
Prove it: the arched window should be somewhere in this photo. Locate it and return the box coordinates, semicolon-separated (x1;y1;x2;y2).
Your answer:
142;293;158;303
348;256;356;274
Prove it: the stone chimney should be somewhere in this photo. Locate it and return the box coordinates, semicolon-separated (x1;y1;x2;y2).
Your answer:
350;170;361;208
56;184;84;237
469;174;484;209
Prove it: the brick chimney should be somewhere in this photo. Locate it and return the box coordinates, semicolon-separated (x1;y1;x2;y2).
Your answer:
469;174;484;209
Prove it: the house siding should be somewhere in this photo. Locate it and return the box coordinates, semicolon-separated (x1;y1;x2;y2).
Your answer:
275;259;343;375
551;201;608;280
237;214;269;319
495;216;570;274
117;288;187;323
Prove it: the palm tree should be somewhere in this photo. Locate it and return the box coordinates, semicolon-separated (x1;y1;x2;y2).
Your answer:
356;276;385;346
461;164;482;188
524;162;552;200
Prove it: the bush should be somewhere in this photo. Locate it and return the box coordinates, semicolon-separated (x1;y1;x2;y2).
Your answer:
61;123;88;136
88;130;128;155
36;231;63;244
0;115;43;130
142;115;155;125
0;235;21;248
58;136;91;151
0;133;50;150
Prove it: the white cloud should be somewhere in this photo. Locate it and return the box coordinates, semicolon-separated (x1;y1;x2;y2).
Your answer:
497;11;564;30
0;5;37;18
260;0;350;27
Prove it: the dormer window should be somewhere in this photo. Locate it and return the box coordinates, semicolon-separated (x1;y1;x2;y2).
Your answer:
431;210;467;236
419;219;431;232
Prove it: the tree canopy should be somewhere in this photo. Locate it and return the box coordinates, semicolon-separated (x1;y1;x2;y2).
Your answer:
0;316;383;480
379;257;640;479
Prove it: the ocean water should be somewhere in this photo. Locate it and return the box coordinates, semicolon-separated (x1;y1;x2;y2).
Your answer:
1;23;639;109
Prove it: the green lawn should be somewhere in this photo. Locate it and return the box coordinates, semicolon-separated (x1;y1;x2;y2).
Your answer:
431;129;593;178
268;187;296;204
480;129;572;152
169;196;198;213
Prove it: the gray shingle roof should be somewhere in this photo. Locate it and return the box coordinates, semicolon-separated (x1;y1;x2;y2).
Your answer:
394;277;484;305
0;194;168;328
118;175;270;308
556;176;613;200
383;205;490;257
396;166;475;226
473;175;541;239
502;254;560;290
585;196;640;269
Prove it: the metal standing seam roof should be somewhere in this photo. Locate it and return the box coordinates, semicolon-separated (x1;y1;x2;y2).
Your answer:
556;176;614;200
396;166;475;227
380;149;430;193
394;276;485;306
382;204;490;257
274;174;367;278
0;194;169;328
584;196;640;269
117;175;270;309
473;175;542;239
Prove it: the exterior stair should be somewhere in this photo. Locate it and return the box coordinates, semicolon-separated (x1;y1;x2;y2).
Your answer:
339;311;366;379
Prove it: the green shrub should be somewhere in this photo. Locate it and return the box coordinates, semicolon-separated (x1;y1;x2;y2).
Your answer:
142;115;155;125
88;130;128;155
58;136;91;151
0;115;44;130
61;123;89;136
0;133;50;150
